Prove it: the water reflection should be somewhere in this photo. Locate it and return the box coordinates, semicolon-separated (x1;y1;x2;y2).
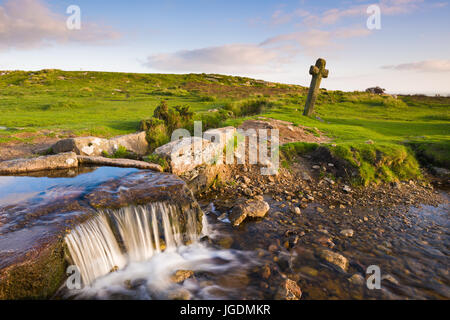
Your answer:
0;166;139;207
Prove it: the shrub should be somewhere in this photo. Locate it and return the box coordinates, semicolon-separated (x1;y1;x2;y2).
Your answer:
147;121;170;152
195;109;233;131
141;100;197;151
222;98;274;117
139;117;165;132
153;100;170;123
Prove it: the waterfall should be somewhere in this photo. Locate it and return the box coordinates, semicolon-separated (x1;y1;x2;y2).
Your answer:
65;202;203;286
65;214;126;286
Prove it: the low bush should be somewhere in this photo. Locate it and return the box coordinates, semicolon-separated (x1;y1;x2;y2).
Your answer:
222;98;274;117
140;100;194;151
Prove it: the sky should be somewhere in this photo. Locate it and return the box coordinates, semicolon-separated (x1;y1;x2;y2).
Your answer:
0;0;449;94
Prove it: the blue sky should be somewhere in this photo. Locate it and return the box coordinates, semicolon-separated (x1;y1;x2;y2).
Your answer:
1;0;449;94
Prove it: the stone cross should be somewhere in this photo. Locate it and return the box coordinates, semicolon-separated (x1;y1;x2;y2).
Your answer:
303;58;329;116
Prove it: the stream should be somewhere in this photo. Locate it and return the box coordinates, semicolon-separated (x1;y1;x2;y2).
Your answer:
0;167;448;300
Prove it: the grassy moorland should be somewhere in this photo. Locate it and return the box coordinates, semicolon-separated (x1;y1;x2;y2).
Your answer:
0;69;448;184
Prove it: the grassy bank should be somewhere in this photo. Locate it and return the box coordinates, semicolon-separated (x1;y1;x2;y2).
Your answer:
0;69;448;184
281;141;422;186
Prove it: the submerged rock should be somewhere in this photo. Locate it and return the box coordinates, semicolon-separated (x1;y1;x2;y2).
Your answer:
229;199;270;226
348;274;365;285
317;249;349;271
167;288;192;300
171;270;194;283
340;229;354;237
275;279;302;300
0;152;78;174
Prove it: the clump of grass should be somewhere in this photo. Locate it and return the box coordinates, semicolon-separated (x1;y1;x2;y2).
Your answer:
341;93;407;108
281;142;319;162
198;95;217;102
41;101;81;111
327;142;421;186
144;154;170;171
102;145;136;159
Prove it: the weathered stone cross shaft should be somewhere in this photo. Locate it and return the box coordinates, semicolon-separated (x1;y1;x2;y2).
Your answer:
303;58;329;116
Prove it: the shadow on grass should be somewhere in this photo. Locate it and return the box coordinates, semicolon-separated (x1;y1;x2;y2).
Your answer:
106;120;140;132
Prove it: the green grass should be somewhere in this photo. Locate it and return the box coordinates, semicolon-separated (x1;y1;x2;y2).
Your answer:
0;70;300;139
328;142;422;185
0;69;449;183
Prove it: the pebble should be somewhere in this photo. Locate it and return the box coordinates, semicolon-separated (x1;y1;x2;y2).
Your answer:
168;288;191;300
171;270;194;283
275;279;302;300
262;265;271;279
299;266;319;277
382;274;399;285
340;229;354;237
316;207;324;213
348;274;365;285
291;207;301;215
317;249;349;271
343;185;352;193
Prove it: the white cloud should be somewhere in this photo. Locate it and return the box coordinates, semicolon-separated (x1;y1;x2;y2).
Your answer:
144;44;285;73
270;9;310;25
144;24;371;72
0;0;120;50
269;0;427;28
261;27;371;50
382;60;450;72
380;0;425;15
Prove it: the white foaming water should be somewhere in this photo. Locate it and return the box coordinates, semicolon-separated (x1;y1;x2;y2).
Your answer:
63;202;258;300
65;202;202;286
68;242;255;300
65;214;126;286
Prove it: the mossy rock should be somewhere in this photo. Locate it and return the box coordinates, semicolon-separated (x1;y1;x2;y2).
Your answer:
0;240;67;300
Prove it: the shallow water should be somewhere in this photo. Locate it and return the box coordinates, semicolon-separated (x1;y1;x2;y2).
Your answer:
0;167;184;270
1;167;448;300
201;192;450;299
0;166;139;208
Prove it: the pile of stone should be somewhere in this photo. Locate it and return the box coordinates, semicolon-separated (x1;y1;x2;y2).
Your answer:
365;86;385;94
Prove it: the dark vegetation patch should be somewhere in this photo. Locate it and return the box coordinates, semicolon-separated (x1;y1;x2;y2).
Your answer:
408;140;450;169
